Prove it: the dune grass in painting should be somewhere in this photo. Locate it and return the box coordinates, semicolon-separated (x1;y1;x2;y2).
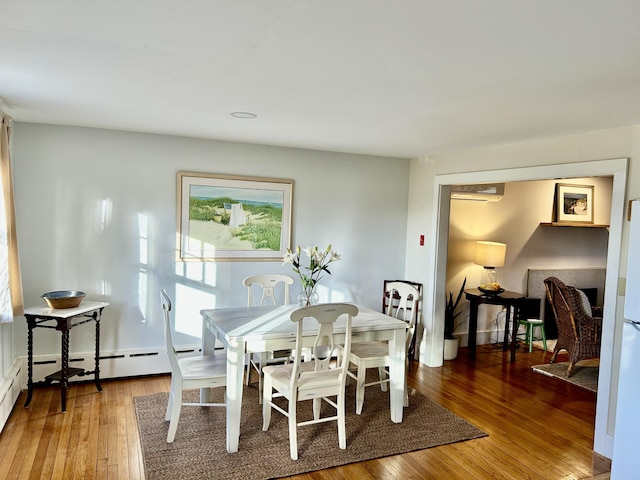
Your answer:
189;196;282;251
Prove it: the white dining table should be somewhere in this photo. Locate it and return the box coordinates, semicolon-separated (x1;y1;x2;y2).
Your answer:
200;303;408;453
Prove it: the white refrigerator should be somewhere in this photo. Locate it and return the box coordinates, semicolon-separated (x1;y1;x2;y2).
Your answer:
611;198;640;478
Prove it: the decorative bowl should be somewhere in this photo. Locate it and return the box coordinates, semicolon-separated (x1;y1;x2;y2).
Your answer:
41;290;86;309
478;286;505;296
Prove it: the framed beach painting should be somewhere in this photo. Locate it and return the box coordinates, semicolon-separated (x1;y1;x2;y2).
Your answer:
555;183;594;224
177;172;293;261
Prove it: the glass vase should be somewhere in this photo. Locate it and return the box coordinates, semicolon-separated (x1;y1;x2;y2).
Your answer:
298;290;319;307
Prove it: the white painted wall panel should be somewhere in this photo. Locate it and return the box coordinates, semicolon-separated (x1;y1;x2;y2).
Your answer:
11;124;410;358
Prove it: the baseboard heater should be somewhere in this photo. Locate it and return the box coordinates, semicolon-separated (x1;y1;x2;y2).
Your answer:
0;361;23;433
20;344;211;386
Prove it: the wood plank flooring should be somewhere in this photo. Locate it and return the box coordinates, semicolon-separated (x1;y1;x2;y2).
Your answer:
0;344;611;479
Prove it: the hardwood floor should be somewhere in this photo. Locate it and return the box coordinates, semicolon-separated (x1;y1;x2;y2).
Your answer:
0;343;610;479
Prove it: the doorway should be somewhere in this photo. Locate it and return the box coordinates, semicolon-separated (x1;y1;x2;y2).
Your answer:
421;157;628;458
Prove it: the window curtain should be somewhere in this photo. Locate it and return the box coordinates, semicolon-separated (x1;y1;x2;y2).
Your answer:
0;111;23;320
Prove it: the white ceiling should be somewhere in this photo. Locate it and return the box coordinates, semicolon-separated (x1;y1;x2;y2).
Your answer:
2;1;640;159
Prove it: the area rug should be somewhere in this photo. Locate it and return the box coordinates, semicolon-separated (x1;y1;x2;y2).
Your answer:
532;361;599;393
134;382;487;480
532;338;557;352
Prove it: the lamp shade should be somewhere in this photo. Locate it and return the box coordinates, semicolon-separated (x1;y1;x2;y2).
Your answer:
474;241;506;268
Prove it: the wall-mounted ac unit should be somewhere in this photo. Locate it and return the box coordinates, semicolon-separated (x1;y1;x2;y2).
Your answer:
450;183;505;202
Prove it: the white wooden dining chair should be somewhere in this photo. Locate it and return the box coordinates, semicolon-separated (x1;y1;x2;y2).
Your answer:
346;281;420;414
243;273;294;306
262;303;357;460
161;289;227;443
242;273;295;402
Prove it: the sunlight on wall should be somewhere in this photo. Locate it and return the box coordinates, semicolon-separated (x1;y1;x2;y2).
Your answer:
138;213;149;323
172;234;219;339
97;279;111;296
97;198;112;232
175;284;215;338
94;200;113;299
319;283;347;303
181;235;216;262
175;260;218;287
138;271;148;323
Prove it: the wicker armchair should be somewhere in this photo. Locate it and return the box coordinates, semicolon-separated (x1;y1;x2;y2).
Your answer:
543;277;602;377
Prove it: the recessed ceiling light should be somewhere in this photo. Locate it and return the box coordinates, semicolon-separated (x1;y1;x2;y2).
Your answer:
230;112;257;119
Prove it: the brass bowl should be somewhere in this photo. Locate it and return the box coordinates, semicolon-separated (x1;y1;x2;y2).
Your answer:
41;290;86;309
477;286;505;296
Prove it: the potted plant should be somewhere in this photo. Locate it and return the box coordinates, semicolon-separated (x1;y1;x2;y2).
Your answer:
444;276;467;360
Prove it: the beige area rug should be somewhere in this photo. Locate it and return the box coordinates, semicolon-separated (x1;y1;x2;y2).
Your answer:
532;361;599;393
134;381;487;480
532;338;557;352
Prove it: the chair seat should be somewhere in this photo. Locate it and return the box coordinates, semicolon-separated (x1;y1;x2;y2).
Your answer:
525;319;544;325
349;341;389;359
178;354;227;381
264;362;342;393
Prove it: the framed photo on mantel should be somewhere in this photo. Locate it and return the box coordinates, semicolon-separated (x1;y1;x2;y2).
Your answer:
177;172;293;261
554;183;594;224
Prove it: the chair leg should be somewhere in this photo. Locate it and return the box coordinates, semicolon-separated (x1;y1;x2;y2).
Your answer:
257;352;266;404
262;375;273;431
355;364;367;415
378;366;388;392
337;391;346;450
245;353;253;386
403;365;409;407
288;398;298;460
527;324;534;352
166;384;183;443
165;378;176;421
312;397;321;420
540;324;547;351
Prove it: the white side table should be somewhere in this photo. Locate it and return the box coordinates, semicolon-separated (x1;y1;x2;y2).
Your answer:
23;301;109;412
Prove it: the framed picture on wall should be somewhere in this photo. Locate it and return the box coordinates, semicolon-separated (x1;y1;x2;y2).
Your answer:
555;183;594;224
177;171;293;261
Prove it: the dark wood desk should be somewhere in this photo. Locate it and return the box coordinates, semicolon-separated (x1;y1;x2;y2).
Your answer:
23;301;108;412
464;289;524;362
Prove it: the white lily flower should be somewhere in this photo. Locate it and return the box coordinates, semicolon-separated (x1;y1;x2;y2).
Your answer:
284;244;342;306
282;251;295;265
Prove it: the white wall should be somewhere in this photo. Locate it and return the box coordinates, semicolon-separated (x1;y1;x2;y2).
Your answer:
10;123;410;357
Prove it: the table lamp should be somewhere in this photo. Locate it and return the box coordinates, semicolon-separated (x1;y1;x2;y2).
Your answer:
474;241;507;286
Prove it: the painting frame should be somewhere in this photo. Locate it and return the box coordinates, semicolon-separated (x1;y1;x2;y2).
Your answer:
555;183;594;224
177;171;293;261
